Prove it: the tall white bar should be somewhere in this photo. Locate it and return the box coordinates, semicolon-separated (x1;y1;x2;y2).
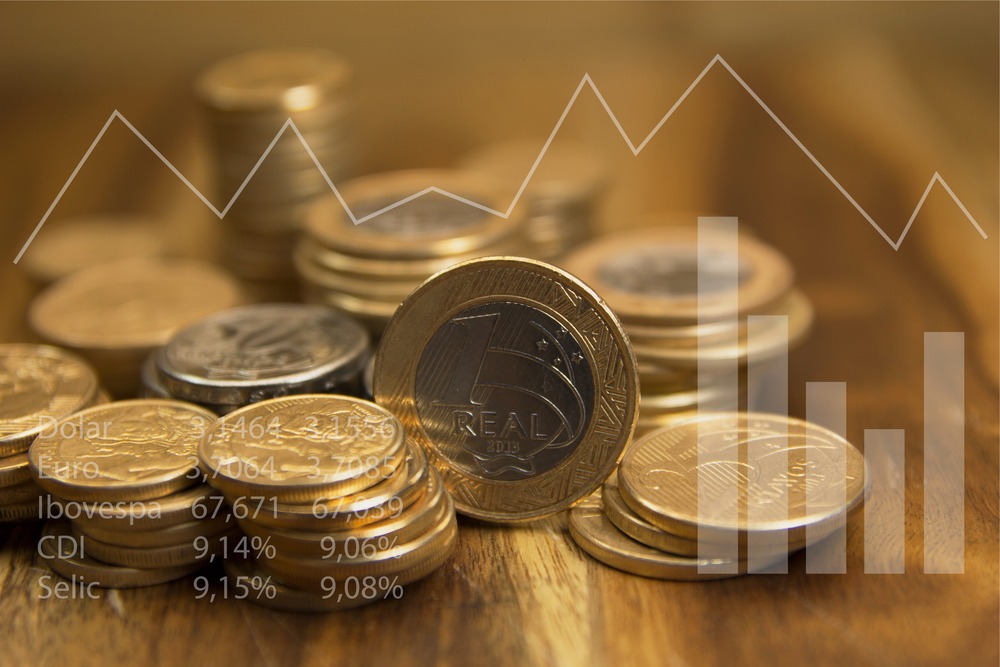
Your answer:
747;315;788;573
923;332;965;574
864;429;906;574
805;382;848;573
697;216;740;572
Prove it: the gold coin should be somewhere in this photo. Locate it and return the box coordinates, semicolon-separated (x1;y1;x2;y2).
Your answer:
240;438;428;531
568;496;780;580
29;258;244;353
77;525;239;569
304;170;523;260
39;521;202;588
29;399;213;502
561;226;794;326
68;484;228;532
239;467;446;560
375;257;639;522
0;481;44;504
617;412;869;545
0;500;43;522
258;496;457;589
200;395;405;503
73;513;232;549
629;290;814;368
0;344;99;457
196;48;351;113
603;474;701;556
224;556;413;613
18;214;167;285
0;453;31;487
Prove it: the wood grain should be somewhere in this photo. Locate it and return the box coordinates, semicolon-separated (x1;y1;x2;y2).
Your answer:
0;4;996;666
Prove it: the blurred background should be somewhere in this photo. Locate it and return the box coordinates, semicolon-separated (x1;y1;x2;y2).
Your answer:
0;1;996;372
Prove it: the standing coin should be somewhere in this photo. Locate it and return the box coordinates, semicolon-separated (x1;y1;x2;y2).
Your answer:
375;256;639;522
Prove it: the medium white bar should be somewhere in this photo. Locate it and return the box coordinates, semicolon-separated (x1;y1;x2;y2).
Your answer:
924;332;965;574
805;382;848;574
864;429;906;574
697;216;739;572
747;315;788;573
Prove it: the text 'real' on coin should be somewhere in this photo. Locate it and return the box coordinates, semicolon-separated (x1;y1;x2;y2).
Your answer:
374;256;639;522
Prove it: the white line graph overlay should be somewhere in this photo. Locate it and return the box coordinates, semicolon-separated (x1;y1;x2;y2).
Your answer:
12;54;988;264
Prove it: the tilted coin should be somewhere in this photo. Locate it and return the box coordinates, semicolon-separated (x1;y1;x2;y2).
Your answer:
375;256;639;522
157;304;369;405
29;399;214;502
78;525;240;569
617;412;869;545
73;513;232;549
561;226;794;325
0;344;99;457
39;521;202;588
199;395;405;503
568;496;781;580
0;453;32;487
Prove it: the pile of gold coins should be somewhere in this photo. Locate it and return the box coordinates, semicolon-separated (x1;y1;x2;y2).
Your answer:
569;412;868;579
295;170;526;336
29;399;237;587
199;395;458;611
562;225;813;435
28;257;244;398
143;303;371;414
195;48;356;299
457;139;607;262
0;345;102;523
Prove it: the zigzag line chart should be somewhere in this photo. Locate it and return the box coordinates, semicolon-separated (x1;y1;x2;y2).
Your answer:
12;53;989;264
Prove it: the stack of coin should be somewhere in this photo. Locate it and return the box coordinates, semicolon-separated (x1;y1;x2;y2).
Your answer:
199;395;457;612
143;303;371;414
29;399;237;588
296;170;526;336
562;226;812;435
28;258;244;398
0;344;102;523
374;256;640;522
458;139;607;262
196;49;356;300
569;413;868;579
18;214;169;286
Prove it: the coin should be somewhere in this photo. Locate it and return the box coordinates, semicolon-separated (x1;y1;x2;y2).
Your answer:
258;497;458;589
239;438;428;531
199;395;405;503
239;467;446;559
568;496;779;580
39;521;202;588
0;344;99;457
617;412;868;546
29;399;214;502
78;525;239;569
195;48;351;113
375;256;639;522
0;453;32;487
157;304;369;406
18;214;167;285
561;226;794;325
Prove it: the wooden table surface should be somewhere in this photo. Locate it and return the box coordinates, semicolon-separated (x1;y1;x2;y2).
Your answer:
0;4;997;666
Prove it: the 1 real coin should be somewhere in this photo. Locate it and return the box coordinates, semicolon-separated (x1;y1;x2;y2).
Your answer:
375;256;639;522
29;400;213;503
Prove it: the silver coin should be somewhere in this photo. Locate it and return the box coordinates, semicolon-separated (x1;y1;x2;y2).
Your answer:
156;304;370;405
